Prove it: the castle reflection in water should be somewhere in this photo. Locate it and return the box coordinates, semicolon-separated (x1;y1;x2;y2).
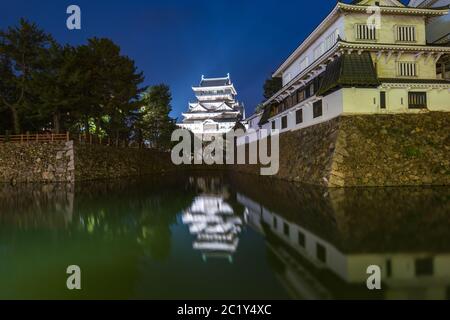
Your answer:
0;173;449;299
181;174;450;300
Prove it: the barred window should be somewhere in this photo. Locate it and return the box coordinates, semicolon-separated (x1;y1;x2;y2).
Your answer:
355;24;376;41
408;92;427;109
398;62;417;77
313;100;323;118
396;26;416;42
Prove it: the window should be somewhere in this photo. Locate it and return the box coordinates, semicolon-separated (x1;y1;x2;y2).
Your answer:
408;92;427;109
355;24;376;41
396;26;416;42
380;92;386;109
316;243;327;263
313;100;323;118
386;259;392;277
296;109;303;124
281;116;287;129
398;62;417;77
309;83;315;96
300;57;309;72
283;222;289;236
298;231;305;247
272;121;276;130
298;90;306;102
415;257;433;276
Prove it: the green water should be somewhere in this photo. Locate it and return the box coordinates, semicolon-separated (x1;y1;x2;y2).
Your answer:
0;172;449;300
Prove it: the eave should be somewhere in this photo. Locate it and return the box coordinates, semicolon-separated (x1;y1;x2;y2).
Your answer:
272;2;449;78
339;2;449;16
264;40;450;107
339;41;450;53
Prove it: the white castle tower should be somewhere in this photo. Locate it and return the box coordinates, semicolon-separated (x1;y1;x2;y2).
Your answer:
178;74;246;139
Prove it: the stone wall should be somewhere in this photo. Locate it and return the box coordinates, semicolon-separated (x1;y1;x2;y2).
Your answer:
1;112;449;186
73;144;176;181
0;142;176;183
0;141;74;183
231;112;450;187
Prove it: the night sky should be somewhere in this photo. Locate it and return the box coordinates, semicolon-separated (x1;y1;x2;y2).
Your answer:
0;0;408;120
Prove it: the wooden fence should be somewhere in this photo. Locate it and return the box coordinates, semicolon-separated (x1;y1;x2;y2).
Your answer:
0;132;147;149
0;133;69;143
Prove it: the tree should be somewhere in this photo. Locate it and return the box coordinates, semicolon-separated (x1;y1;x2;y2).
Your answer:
263;76;282;101
0;19;53;134
137;84;177;150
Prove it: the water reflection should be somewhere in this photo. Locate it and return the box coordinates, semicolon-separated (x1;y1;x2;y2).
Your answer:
182;196;244;263
231;174;450;300
0;172;449;299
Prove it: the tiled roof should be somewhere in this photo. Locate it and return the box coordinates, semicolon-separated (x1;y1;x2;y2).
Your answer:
317;52;380;96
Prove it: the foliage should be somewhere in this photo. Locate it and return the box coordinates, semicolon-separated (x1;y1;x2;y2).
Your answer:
262;76;282;101
136;84;177;150
0;19;177;148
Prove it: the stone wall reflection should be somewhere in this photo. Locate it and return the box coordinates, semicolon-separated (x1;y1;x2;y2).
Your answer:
231;173;450;300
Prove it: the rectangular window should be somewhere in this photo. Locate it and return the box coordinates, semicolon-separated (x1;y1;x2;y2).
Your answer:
281;115;287;129
316;243;327;263
408;92;427;109
309;83;315;96
272;121;276;130
398;62;417;77
355;24;376;41
296;109;303;124
283;222;289;236
380;92;386;109
292;91;298;105
313;100;323;118
386;259;392;277
298;231;305;247
396;26;416;42
298;90;306;102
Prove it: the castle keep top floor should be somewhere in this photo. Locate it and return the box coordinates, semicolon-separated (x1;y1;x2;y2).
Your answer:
273;0;449;87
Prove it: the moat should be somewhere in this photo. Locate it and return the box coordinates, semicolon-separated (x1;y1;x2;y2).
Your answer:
0;172;449;299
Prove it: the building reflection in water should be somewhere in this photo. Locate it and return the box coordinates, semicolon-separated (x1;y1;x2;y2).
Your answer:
236;188;450;300
182;176;245;263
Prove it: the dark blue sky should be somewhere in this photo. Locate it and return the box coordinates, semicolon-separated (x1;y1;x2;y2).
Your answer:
1;0;407;119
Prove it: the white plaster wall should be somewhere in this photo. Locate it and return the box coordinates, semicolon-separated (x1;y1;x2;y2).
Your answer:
282;16;345;86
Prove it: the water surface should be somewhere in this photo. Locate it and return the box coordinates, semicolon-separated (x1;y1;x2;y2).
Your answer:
0;172;449;300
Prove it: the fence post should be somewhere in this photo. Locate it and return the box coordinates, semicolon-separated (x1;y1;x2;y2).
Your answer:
66;132;70;142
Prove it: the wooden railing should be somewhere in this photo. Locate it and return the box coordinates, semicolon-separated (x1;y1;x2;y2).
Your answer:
0;132;70;143
0;132;150;149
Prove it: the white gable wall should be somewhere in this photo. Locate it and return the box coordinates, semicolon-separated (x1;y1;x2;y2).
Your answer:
281;16;345;86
